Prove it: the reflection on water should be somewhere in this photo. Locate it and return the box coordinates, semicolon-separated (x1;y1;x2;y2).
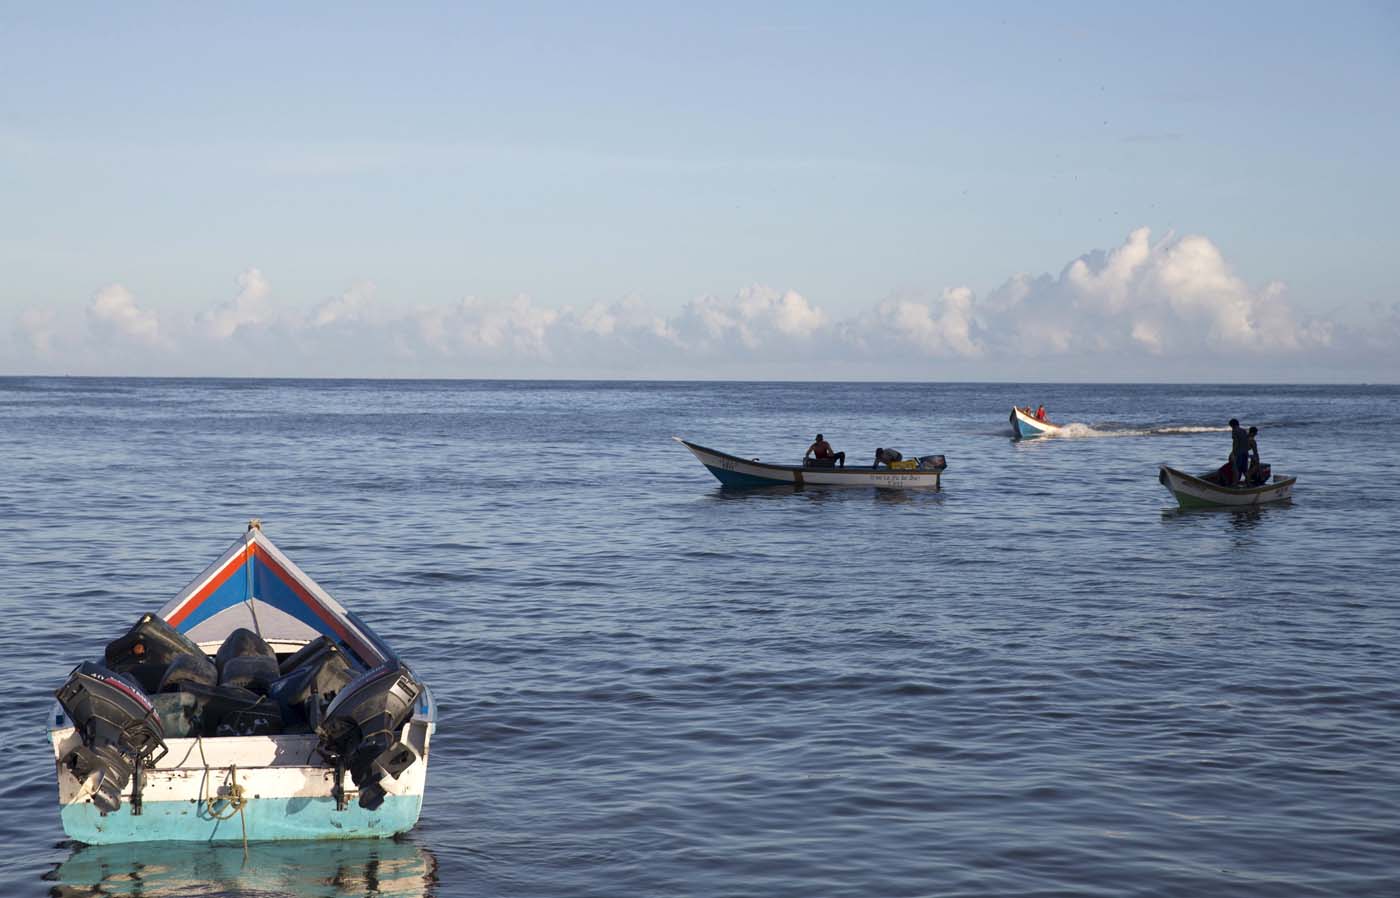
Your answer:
1228;506;1266;530
709;485;943;506
44;838;437;898
1160;502;1290;531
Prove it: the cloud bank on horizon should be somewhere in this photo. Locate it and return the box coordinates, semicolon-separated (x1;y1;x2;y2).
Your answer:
8;228;1396;381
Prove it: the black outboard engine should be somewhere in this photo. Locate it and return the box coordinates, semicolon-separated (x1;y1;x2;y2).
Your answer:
55;662;167;814
215;627;281;695
157;653;218;693
269;642;354;732
176;682;283;736
105;614;208;693
106;613;206;669
316;661;424;811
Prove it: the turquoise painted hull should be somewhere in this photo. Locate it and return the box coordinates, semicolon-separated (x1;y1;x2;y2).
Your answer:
60;792;423;845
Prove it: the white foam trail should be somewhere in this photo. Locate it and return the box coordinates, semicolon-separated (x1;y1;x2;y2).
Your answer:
1045;423;1230;439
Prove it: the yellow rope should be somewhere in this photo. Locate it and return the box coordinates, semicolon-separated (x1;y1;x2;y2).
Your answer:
197;738;250;860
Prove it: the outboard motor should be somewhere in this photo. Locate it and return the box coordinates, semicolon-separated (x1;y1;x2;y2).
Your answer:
214;627;281;694
178;682;283;736
106;613;206;668
317;661;424;811
214;627;276;672
278;635;339;676
157;653;218;693
269;643;354;732
105;614;208;693
55;662;167;814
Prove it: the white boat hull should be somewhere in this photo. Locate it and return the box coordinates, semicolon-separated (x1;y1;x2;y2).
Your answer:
51;701;434;843
676;438;944;489
1159;465;1296;508
1010;407;1061;439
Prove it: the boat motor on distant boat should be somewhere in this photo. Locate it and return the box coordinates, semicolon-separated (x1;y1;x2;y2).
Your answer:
1158;464;1296;508
49;521;435;844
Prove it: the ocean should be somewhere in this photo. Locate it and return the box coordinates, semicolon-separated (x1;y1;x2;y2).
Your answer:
2;377;1398;897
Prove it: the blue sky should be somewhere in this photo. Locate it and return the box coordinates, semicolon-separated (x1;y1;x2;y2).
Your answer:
2;2;1397;379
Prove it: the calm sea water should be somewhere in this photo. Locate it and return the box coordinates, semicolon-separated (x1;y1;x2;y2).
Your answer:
2;378;1399;897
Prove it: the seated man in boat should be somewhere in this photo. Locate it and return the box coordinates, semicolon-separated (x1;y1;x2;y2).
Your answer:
873;447;904;468
804;433;845;468
1035;405;1046;421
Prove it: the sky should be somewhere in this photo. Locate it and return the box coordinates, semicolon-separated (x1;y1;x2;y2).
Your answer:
2;2;1397;381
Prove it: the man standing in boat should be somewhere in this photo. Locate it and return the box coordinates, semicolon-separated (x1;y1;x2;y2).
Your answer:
1228;418;1251;484
804;433;845;467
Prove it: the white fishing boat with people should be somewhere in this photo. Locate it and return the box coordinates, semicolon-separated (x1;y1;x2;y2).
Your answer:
49;521;435;845
1158;464;1296;508
1009;405;1062;439
675;437;946;489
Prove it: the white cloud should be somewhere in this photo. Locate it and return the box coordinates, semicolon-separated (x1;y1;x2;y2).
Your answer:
978;228;1333;359
310;281;375;328
415;295;560;356
1066;225;1153;313
88;284;161;345
7;228;1391;379
203;268;272;338
18;307;59;355
671;286;827;352
855;286;983;358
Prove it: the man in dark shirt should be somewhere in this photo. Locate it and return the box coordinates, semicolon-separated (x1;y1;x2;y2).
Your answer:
1229;419;1250;485
1246;426;1262;484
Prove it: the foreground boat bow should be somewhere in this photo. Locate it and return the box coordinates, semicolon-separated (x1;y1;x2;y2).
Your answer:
49;522;436;844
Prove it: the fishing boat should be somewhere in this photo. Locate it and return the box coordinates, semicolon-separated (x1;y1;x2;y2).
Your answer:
1009;406;1061;439
49;521;435;844
1158;464;1296;508
675;437;946;489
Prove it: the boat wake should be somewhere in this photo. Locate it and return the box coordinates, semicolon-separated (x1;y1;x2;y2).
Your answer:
1044;423;1230;440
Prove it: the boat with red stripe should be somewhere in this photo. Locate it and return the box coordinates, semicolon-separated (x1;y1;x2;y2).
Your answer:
49;521;435;844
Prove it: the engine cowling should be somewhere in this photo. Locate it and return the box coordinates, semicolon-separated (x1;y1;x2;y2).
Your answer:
55;662;167;814
316;661;424;810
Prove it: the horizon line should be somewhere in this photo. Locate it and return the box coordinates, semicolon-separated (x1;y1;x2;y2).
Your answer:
2;373;1395;388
